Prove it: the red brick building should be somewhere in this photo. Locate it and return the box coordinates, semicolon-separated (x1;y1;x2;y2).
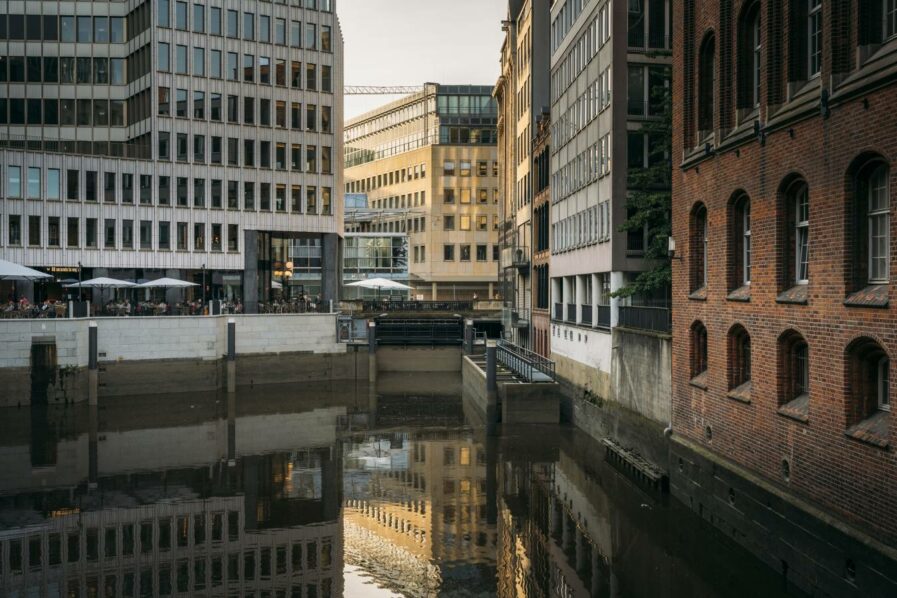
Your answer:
671;0;897;589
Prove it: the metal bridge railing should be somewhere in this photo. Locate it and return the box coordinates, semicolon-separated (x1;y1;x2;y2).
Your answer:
363;300;473;312
496;340;556;382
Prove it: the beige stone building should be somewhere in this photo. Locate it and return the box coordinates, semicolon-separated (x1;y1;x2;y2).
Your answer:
344;84;500;300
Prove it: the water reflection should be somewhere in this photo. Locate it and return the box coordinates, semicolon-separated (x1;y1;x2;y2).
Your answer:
0;374;797;597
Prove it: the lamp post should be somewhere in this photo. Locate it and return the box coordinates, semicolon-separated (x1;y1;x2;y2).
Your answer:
283;261;294;301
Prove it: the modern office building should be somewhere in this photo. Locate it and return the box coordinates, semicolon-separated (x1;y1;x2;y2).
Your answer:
0;0;344;311
494;0;551;350
548;0;671;393
344;84;500;301
671;1;897;591
341;192;409;298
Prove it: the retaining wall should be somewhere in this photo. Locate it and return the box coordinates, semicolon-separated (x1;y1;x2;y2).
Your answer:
0;314;349;405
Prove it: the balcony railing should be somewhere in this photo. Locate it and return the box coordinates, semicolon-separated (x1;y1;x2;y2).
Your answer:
362;300;473;312
566;303;576;323
596;304;611;328
500;245;531;270
581;304;592;326
496;340;555;382
618;306;671;333
554;302;563;320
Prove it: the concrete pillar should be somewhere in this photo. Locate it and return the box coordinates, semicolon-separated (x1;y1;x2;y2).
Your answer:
488;282;494;300
243;230;259;314
88;321;98;405
431;282;437;300
227;318;236;393
609;271;625;328
486;340;497;406
464;319;474;354
367;321;377;384
322;232;340;304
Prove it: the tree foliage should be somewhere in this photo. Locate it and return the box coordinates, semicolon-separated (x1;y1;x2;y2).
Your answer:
612;80;672;300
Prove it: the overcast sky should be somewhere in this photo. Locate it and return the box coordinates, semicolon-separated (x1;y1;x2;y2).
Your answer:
338;0;507;119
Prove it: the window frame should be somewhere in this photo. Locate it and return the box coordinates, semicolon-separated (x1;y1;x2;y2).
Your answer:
807;0;822;78
878;357;891;411
867;163;890;284
794;185;810;284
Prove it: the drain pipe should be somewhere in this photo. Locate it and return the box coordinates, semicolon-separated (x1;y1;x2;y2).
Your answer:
663;424;673;437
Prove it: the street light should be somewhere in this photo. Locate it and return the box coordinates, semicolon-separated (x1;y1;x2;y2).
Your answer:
283;261;294;301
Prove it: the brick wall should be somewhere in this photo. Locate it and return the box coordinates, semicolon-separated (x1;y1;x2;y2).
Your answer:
672;0;897;543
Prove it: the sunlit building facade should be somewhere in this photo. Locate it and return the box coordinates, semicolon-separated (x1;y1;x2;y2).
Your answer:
344;84;500;300
0;0;344;310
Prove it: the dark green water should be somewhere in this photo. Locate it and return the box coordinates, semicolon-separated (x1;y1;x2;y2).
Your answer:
0;374;798;597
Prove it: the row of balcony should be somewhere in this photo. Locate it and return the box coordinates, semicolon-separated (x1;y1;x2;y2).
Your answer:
552;302;670;334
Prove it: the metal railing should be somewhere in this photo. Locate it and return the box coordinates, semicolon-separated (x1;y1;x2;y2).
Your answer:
554;302;563;320
618;305;671;333
500;245;531;270
496;340;556;382
376;318;463;345
596;304;611;328
581;304;592;326
566;303;576;323
362;300;473;312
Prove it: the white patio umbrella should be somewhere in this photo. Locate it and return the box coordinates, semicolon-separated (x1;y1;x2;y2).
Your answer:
271;279;283;289
0;258;53;281
64;277;136;289
136;277;198;288
346;277;411;299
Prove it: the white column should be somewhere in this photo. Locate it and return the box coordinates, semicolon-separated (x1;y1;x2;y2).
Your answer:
610;271;625;328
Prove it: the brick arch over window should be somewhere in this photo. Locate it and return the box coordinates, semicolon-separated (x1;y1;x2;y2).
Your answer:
727;190;751;292
689;202;709;293
845;152;891;297
777;329;809;420
727;323;751;392
698;31;716;137
736;0;761;112
844;337;890;440
776;173;809;296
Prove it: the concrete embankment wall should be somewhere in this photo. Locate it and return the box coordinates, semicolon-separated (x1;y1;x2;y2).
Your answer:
376;346;462;372
0;314;354;405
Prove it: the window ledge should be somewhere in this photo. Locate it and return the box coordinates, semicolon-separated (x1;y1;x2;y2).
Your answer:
777;394;810;423
844;285;889;308
688;286;708;301
727;380;752;404
845;411;890;449
776;284;808;305
689;371;708;390
726;285;751;302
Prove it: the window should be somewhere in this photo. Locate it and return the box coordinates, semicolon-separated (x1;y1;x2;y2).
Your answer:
476;244;487;261
777;330;809;417
460;245;472;261
27;167;41;199
867;164;890;283
808;0;822;77
193;4;204;32
460;215;471;231
123;220;133;248
460;161;471;176
690;203;708;292
228;224;239;251
243;12;254;40
444;245;455;261
306;23;317;49
175;1;187;29
444;189;455;204
194;223;205;250
698;34;716;136
227;10;238;37
48;169;60;200
444;161;455;176
28;216;41;246
8;215;22;245
738;2;762;110
845;338;891;438
728;325;751;392
443;215;455;231
159;0;171;28
193;47;204;76
140;221;152;249
691;321;708;380
8;165;22;197
730;194;751;288
794;184;809;283
159;42;170;71
104;219;116;248
66;218;78;247
210;7;221;35
176;44;187;74
159;221;170;250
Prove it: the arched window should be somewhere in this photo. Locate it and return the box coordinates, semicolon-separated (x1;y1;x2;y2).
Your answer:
777;330;809;421
845;338;890;446
808;0;822;77
691;321;708;381
698;33;716;137
848;157;891;295
737;2;762;110
690;203;708;293
728;325;751;394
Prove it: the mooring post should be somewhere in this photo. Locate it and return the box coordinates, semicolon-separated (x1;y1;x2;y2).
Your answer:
88;321;98;405
486;339;497;401
464;319;474;354
367;321;377;383
227;318;236;393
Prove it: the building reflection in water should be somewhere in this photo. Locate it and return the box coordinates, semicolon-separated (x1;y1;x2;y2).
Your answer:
0;375;802;598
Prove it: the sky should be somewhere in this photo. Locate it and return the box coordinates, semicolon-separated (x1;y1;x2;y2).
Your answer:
338;0;507;119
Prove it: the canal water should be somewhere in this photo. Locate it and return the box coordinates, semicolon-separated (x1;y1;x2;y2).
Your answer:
0;374;801;597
